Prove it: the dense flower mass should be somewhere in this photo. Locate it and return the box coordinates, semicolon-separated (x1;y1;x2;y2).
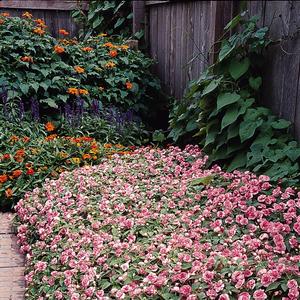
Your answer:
16;146;300;299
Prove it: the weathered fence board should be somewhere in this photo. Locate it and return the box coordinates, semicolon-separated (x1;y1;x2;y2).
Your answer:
140;0;300;141
247;0;300;141
146;1;215;99
0;0;87;37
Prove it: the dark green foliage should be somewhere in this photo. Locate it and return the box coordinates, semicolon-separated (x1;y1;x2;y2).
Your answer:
169;14;300;186
71;0;134;40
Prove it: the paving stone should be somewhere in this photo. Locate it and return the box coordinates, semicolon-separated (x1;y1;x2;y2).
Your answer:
0;214;25;299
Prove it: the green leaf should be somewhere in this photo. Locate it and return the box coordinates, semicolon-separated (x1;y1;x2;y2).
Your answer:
40;98;58;109
190;175;215;186
186;120;198;132
217;92;241;111
239;119;263;143
224;14;241;30
271;119;291;129
202;78;222;96
219;41;235;61
227;152;247;171
249;76;262;90
93;16;104;29
229;57;250;80
19;83;29;94
114;17;125;29
152;130;166;143
221;105;240;130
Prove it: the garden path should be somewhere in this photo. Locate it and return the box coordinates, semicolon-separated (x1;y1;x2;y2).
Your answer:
0;213;25;299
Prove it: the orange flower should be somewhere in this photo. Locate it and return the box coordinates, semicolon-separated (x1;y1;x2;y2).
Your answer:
33;27;45;35
20;56;33;63
12;170;22;178
26;169;35;176
79;89;89;95
2;154;10;160
22;11;32;19
82;153;91;160
109;50;118;58
10;135;19;142
0;174;8;183
22;136;30;143
103;42;114;48
45;121;55;132
74;66;85;74
67;87;79;95
59;29;69;36
81;47;93;52
120;45;129;51
0;19;5;25
105;61;116;68
5;188;13;198
104;143;112;149
34;19;47;28
45;134;57;141
54;45;65;54
0;12;10;17
126;81;133;90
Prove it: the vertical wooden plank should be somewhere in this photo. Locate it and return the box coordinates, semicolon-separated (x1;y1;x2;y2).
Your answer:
164;4;171;92
133;1;145;34
169;2;176;96
157;5;165;85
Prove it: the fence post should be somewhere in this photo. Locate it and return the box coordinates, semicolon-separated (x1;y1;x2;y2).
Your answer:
133;0;145;34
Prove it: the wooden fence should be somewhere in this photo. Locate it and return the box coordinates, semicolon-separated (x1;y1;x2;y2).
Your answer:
134;0;300;141
0;0;87;37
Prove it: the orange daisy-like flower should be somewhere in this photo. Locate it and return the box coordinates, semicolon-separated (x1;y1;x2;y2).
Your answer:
103;42;114;48
81;47;93;52
15;149;25;158
109;50;118;58
67;87;79;96
126;81;133;90
59;29;69;36
0;12;10;17
74;66;85;74
79;89;89;95
45;134;57;141
0;19;5;25
34;19;47;28
22;11;32;19
82;153;91;160
5;188;13;198
54;45;65;54
120;45;129;51
20;56;33;63
105;61;116;69
45;121;55;132
33;27;45;35
12;170;22;178
0;174;8;183
10;135;19;142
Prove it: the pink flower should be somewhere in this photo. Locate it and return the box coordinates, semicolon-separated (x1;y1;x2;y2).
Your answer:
179;285;192;297
253;289;267;300
238;292;251;300
219;294;230;300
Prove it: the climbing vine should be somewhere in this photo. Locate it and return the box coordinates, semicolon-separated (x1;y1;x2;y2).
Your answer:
169;14;300;186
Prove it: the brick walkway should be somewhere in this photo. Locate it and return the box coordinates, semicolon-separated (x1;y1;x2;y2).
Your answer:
0;213;25;300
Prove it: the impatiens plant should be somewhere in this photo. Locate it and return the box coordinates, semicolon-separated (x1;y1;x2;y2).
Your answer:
16;146;300;299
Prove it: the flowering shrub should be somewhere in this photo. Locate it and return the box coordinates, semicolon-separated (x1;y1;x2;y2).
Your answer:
0;120;134;210
0;13;159;116
16;146;300;299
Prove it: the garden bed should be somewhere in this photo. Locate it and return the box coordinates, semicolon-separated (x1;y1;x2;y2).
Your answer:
16;146;300;299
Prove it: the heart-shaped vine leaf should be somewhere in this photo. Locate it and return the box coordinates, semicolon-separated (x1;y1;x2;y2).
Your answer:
229;57;250;80
217;92;241;111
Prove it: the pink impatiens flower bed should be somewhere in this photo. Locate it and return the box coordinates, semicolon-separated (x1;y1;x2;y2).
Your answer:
15;146;300;299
